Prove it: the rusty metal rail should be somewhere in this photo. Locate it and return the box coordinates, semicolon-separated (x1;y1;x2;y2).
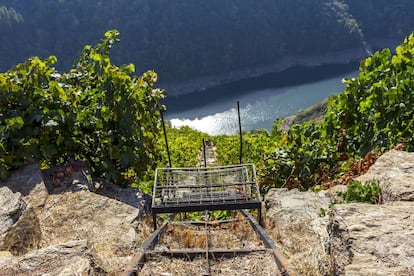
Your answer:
241;210;291;276
126;210;292;276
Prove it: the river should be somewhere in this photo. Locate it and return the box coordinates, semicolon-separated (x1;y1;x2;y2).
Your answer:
163;63;359;135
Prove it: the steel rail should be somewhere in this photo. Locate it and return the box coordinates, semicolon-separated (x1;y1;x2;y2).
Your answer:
241;209;294;276
205;211;211;275
126;210;291;275
125;214;174;276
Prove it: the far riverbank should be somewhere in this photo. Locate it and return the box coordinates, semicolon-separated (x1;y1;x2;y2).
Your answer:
161;38;400;98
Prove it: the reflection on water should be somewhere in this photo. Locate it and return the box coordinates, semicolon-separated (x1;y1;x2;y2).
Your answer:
165;71;357;135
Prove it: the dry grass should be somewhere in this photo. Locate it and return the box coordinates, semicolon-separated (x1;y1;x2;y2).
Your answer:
266;220;330;275
139;252;281;276
158;220;263;250
140;217;281;275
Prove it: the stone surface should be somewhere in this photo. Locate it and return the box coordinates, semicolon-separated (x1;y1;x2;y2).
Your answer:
0;163;153;274
264;188;332;275
0;164;48;210
0;240;103;275
356;149;414;202
329;202;414;275
39;191;151;273
2;207;42;256
0;165;48;256
0;187;25;248
96;181;152;214
1;149;411;275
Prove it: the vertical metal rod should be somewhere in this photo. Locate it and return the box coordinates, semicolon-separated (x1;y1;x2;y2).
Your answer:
237;101;243;164
160;110;172;168
202;138;207;168
205;210;211;275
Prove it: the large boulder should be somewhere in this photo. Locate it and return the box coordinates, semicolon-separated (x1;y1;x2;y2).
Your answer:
356;149;414;202
264;150;414;276
264;188;332;275
329;202;414;275
0;164;153;274
39;191;151;273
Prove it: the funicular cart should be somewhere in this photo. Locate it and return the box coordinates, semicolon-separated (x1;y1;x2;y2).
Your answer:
151;164;262;229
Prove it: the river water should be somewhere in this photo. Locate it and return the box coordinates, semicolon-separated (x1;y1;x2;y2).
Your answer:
163;63;358;135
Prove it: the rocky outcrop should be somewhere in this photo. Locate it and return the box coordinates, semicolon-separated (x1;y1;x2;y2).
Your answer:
329;202;414;275
356;149;414;202
328;150;414;275
265;150;414;275
0;240;104;275
39;191;150;272
0;164;153;274
264;188;332;275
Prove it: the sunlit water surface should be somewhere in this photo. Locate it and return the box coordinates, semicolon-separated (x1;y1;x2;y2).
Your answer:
165;72;357;135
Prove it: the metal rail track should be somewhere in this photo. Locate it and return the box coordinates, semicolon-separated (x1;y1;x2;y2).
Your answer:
126;211;293;276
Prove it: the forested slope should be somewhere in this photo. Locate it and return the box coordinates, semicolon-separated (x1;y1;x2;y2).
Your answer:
1;0;413;92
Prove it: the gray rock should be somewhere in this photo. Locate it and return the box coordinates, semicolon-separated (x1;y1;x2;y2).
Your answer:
96;180;152;214
39;191;150;273
0;163;48;209
265;188;331;222
0;164;47;256
0;187;25;247
329;202;414;275
0;163;152;274
264;188;332;275
0;164;44;196
263;150;414;275
0;240;104;275
356;149;414;202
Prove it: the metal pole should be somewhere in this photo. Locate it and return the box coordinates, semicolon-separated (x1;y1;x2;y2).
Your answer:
202;138;207;168
160;110;172;168
237;101;243;164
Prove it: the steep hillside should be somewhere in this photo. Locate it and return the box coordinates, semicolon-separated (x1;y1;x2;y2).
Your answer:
0;1;413;94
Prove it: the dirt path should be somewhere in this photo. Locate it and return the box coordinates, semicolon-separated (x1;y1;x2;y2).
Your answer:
198;139;218;167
